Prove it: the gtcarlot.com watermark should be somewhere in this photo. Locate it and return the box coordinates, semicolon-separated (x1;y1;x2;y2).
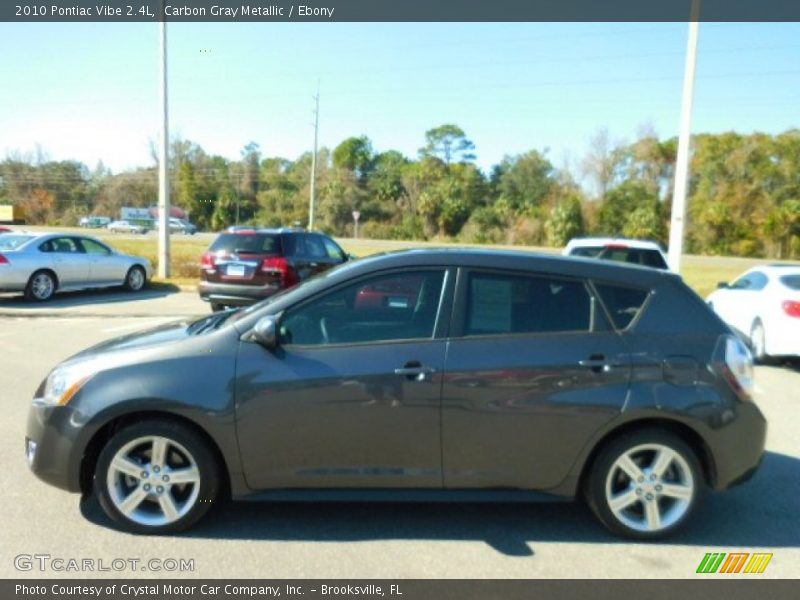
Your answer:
14;554;195;573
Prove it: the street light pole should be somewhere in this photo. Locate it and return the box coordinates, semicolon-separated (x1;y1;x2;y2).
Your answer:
308;83;320;231
157;15;171;278
667;0;701;273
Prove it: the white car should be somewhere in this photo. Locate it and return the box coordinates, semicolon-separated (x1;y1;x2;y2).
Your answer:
706;265;800;361
107;220;149;234
563;237;670;271
0;232;152;301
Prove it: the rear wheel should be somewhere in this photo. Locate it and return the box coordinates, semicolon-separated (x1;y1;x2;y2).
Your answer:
24;270;56;301
95;420;219;534
750;319;772;364
585;429;703;540
124;266;147;292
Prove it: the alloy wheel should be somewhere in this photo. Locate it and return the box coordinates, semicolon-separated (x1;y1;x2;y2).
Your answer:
106;435;201;527
31;273;54;300
604;443;694;533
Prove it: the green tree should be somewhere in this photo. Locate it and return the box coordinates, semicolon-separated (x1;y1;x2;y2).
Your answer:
545;195;585;246
419;124;476;165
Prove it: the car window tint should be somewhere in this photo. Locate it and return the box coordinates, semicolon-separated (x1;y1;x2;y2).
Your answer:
465;272;594;335
641;250;668;269
322;237;345;261
780;274;800;290
0;235;33;250
80;239;111;255
282;234;299;256
730;272;767;290
594;283;650;330
280;270;445;346
210;233;281;255
303;234;327;259
50;238;81;253
570;246;603;257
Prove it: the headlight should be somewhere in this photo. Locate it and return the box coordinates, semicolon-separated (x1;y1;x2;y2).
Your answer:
39;363;96;406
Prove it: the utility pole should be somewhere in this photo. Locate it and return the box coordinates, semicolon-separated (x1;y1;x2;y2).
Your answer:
157;14;171;278
667;0;701;273
308;83;320;231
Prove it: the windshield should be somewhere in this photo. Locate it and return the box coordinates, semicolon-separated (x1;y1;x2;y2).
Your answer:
0;235;33;250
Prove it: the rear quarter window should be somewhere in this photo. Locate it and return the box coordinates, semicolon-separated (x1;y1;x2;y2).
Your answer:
210;233;282;255
594;283;650;330
779;274;800;290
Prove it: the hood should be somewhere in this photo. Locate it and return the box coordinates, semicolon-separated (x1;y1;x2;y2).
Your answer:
65;318;193;364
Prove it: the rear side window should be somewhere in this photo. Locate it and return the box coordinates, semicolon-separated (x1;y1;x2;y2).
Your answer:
594;283;650;330
465;272;598;336
780;274;800;290
210;233;282;255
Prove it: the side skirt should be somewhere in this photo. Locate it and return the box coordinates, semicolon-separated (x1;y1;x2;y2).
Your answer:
234;488;572;503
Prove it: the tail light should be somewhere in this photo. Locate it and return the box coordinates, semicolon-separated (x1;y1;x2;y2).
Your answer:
714;334;754;402
200;251;216;271
262;256;298;287
782;300;800;318
0;253;8;265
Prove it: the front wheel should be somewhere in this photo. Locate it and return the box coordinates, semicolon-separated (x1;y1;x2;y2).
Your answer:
585;429;703;540
94;420;220;534
124;266;147;292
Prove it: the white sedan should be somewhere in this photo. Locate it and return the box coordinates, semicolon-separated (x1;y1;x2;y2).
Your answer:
0;232;152;301
706;265;800;361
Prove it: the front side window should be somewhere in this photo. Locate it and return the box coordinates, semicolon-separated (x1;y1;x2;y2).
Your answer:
730;272;767;291
303;234;327;259
465;272;598;336
280;270;445;346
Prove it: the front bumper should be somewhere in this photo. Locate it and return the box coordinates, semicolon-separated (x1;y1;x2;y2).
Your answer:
26;402;90;493
198;280;281;306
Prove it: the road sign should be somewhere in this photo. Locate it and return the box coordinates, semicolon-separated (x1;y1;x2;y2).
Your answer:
352;210;361;222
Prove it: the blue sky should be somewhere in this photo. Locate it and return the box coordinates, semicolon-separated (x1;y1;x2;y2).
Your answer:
0;22;798;175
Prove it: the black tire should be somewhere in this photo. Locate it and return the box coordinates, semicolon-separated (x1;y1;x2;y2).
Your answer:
584;428;704;540
94;419;220;534
124;265;147;292
24;269;57;302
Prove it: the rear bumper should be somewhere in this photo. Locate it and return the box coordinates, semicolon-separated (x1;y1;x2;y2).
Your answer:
198;280;281;306
765;320;800;357
710;401;767;491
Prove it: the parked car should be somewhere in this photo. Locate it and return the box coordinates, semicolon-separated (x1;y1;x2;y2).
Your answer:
0;232;152;301
158;217;197;235
706;265;800;361
0;226;13;234
107;220;149;234
26;249;764;538
199;228;349;311
564;238;670;270
79;216;111;228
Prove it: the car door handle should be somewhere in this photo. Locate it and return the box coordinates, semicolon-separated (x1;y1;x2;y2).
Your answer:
394;362;436;381
309;262;319;268
578;355;611;373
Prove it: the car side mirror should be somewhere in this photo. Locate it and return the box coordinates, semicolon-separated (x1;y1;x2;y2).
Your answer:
346;253;357;261
252;315;279;349
717;282;729;289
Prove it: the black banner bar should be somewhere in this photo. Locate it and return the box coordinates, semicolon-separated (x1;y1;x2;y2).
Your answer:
4;580;800;600
3;0;800;23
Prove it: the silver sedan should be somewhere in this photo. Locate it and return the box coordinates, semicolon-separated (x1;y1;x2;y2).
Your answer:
0;232;152;301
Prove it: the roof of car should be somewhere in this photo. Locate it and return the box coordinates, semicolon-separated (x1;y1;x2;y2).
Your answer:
564;237;665;251
745;264;800;275
338;247;678;287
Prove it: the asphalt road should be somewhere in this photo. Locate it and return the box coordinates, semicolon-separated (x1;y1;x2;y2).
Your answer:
1;292;798;579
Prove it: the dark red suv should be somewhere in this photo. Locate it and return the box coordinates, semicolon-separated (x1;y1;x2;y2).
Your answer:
199;228;349;311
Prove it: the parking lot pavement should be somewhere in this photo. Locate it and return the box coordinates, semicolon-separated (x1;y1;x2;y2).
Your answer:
0;288;208;318
2;313;798;579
